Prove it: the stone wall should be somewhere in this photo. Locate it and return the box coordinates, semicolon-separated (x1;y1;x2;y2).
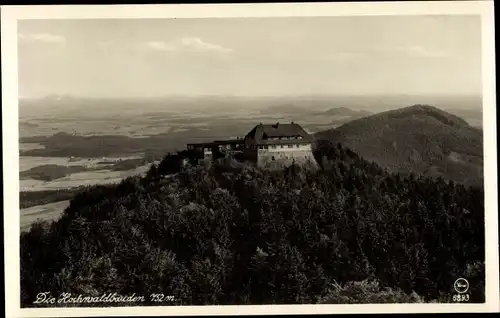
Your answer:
257;148;317;168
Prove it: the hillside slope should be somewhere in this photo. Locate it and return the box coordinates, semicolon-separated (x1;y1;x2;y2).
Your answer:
315;105;483;186
20;143;485;306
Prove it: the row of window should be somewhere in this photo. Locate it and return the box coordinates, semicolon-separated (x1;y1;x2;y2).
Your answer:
258;144;309;149
265;136;304;141
202;143;310;152
271;155;309;160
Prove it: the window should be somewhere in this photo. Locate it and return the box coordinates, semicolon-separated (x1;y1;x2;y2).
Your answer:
272;156;275;161
296;145;300;148
288;145;294;148
280;145;284;148
298;136;303;139
264;145;269;149
271;145;277;149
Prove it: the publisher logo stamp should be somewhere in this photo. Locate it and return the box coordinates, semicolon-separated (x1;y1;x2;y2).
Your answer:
454;278;469;294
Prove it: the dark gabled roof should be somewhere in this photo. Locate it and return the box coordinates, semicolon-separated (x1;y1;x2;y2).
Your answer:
245;122;312;144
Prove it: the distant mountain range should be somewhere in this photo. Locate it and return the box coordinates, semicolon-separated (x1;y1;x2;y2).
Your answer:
20;93;481;111
315;104;483;186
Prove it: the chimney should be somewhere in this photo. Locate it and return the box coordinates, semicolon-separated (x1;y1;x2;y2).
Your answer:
291;121;294;124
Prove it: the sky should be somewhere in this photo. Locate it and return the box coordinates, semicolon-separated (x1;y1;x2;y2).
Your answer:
17;15;482;98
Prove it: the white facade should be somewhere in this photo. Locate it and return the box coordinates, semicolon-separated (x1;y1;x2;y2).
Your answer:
256;142;316;167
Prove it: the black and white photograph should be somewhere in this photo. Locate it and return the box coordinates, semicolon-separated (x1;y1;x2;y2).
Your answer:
2;2;499;317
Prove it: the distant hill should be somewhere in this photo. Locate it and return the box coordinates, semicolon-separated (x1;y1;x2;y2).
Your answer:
321;107;372;117
315;104;483;186
444;108;483;128
259;105;372;123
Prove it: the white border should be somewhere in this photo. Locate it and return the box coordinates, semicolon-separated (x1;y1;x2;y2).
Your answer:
2;1;498;317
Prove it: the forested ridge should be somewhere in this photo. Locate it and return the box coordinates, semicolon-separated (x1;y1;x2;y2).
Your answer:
315;105;483;187
20;140;484;306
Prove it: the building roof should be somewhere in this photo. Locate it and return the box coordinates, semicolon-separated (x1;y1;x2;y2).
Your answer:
245;122;313;144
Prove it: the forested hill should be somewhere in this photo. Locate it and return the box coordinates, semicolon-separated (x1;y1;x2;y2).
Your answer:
20;141;484;306
315;104;483;187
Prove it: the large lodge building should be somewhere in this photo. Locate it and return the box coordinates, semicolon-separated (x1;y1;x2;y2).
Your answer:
186;122;317;168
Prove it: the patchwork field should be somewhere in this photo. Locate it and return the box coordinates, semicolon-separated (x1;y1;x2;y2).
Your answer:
20;163;153;191
20;200;71;233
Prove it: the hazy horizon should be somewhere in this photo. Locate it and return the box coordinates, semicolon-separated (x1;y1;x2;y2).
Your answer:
18;15;482;100
20;92;483;100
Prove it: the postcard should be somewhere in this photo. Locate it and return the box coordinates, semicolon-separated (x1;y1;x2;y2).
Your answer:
2;1;498;317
